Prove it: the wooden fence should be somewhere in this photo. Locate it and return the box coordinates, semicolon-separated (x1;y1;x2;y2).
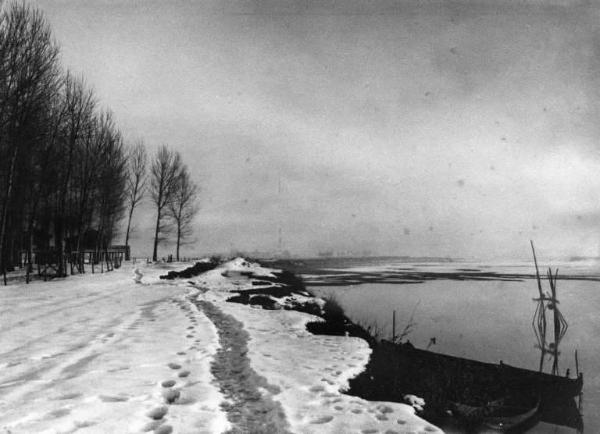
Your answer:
13;248;126;283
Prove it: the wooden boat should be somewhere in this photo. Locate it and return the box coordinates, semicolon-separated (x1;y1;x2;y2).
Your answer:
347;341;583;431
385;342;583;399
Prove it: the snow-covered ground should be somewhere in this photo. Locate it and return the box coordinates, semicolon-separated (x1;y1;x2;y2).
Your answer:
0;263;228;434
0;259;440;434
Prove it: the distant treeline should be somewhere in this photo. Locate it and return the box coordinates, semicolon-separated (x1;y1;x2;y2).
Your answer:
0;2;198;282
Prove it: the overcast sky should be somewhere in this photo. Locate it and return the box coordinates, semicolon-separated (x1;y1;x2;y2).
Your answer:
31;0;600;260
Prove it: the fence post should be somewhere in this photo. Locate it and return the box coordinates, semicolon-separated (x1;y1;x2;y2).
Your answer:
392;310;396;342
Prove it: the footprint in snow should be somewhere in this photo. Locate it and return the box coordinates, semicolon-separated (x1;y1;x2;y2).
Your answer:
309;385;325;393
142;420;163;432
147;404;169;420
310;415;334;424
155;425;173;434
107;365;130;373
47;408;71;418
167;363;181;370
178;370;190;378
99;394;128;402
377;405;394;414
55;392;82;400
161;380;176;388
162;389;180;404
362;430;378;434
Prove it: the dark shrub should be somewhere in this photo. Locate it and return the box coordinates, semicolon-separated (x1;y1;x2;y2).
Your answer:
248;295;280;310
159;257;221;280
226;293;250;304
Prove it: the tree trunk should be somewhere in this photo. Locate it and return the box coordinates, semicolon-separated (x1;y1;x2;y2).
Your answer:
152;209;160;262
0;146;19;285
57;135;76;277
26;229;33;283
124;202;134;250
176;223;181;261
76;184;89;253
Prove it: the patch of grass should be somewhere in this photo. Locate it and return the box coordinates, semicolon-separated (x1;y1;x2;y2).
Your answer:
322;295;346;324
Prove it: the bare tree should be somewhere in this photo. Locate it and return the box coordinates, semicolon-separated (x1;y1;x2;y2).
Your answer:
93;111;127;252
168;167;198;261
150;145;182;261
54;72;95;275
72;112;101;253
0;2;139;283
0;2;61;282
123;139;147;254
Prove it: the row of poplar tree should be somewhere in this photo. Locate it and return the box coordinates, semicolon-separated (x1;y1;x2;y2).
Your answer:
0;2;198;282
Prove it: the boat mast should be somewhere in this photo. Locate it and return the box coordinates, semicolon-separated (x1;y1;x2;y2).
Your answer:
531;241;547;373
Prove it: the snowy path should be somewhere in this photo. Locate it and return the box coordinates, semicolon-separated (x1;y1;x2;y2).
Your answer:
0;264;228;434
193;300;290;434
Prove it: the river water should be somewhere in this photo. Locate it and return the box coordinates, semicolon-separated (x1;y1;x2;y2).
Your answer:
297;257;600;433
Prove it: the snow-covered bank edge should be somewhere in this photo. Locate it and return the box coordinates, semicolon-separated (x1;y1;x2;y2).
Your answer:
186;258;442;434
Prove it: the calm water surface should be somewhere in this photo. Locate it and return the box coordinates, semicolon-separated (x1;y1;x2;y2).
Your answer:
304;259;600;433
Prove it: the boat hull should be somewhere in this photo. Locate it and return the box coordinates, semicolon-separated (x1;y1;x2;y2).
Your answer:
347;342;583;431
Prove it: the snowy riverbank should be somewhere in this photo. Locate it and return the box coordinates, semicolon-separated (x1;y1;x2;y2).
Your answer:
0;259;440;434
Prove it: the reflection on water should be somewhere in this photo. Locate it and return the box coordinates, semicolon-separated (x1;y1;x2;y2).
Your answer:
287;257;600;433
530;243;570;378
